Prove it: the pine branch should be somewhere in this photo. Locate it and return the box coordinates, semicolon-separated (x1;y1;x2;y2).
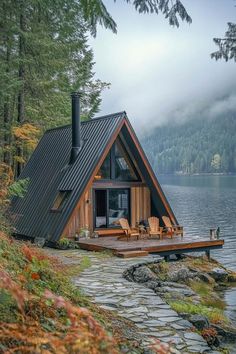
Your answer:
211;22;236;62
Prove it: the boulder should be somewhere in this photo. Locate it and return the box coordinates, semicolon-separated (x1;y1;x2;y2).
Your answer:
168;267;192;282
197;272;215;284
146;280;160;291
164;281;192;289
123;268;134;282
188;314;209;330
132;266;157;283
179;312;191;320
227;273;236;282
209;268;228;282
156;285;196;298
212;324;236;341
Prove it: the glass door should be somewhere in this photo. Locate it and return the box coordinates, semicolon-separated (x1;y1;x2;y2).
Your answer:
108;189;129;227
94;189;130;228
94;189;107;228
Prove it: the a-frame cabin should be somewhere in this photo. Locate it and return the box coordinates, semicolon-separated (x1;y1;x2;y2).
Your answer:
10;93;177;244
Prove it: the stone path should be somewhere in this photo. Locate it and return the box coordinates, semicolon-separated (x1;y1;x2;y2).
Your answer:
47;249;221;354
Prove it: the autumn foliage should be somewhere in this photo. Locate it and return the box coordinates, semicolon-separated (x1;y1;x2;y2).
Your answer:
0;232;118;354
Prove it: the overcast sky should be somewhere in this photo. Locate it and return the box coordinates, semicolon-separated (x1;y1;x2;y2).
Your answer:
90;0;236;135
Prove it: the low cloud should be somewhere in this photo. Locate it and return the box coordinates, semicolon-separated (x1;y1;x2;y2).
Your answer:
91;0;236;135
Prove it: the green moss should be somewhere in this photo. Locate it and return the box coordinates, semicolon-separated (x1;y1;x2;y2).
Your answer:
149;260;169;281
66;256;92;276
189;280;226;310
95;250;114;258
189;280;212;296
169;300;228;324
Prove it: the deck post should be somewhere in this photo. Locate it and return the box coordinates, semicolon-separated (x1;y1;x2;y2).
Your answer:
205;250;210;260
164;255;170;262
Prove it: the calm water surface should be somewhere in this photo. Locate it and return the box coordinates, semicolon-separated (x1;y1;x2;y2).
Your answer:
158;175;236;270
158;175;236;330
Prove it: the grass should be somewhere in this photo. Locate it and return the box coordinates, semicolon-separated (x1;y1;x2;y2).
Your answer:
94;250;114;258
150;260;170;281
148;256;230;327
65;255;92;276
184;255;222;273
189;280;226;310
169;300;228;325
0;231;140;354
189;280;213;296
159;260;170;273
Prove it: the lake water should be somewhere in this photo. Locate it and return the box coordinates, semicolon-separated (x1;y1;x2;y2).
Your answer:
158;175;236;334
158;175;236;270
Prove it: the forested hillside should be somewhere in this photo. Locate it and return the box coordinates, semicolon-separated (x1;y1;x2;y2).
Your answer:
142;114;236;174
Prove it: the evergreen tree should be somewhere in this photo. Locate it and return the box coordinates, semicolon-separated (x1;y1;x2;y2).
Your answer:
0;0;191;178
0;0;108;176
80;0;192;36
211;22;236;62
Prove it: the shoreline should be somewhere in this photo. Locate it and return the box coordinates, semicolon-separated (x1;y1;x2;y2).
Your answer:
124;254;236;353
157;173;236;177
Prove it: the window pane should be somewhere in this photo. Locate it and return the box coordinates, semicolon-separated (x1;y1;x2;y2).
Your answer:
52;191;71;210
94;153;111;180
108;189;129;227
95;190;107;228
115;141;138;180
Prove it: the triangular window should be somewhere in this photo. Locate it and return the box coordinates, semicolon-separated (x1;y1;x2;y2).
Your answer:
94;138;140;181
114;140;138;180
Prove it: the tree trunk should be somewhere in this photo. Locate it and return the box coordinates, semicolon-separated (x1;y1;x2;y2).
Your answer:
16;11;26;177
3;101;10;165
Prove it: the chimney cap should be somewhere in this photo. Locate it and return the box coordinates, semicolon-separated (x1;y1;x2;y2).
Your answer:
71;91;82;98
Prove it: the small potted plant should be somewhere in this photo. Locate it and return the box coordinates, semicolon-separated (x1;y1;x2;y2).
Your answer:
74;232;80;241
79;225;90;239
57;237;70;250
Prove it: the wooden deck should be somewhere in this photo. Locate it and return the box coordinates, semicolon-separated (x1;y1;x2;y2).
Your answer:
78;234;224;258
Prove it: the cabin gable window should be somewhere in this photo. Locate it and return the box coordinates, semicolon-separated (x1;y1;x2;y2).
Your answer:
51;191;71;211
98;152;111;179
95;138;140;181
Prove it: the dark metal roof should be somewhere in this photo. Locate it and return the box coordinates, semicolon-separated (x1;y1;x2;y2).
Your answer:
10;110;177;243
10;112;126;242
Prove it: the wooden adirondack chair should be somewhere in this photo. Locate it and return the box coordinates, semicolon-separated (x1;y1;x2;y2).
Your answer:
148;217;163;239
118;218;140;241
162;216;183;237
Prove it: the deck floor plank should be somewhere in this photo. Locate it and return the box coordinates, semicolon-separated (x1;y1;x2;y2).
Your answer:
78;235;224;256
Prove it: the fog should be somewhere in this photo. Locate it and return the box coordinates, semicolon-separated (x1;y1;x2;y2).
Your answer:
90;0;236;135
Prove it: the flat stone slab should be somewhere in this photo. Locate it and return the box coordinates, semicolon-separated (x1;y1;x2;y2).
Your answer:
184;332;207;341
148;309;178;317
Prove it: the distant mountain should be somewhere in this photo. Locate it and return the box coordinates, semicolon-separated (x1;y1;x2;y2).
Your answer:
141;114;236;174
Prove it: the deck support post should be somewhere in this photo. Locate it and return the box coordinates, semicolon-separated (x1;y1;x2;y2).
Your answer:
164;255;170;262
205;250;210;260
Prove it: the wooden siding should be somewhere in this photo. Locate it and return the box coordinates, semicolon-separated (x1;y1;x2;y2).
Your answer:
131;186;151;227
63;189;92;238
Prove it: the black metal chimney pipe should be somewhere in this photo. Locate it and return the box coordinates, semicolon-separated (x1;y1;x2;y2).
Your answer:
69;92;81;164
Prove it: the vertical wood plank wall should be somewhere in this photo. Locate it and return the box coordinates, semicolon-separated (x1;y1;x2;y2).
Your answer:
131;186;151;227
63;186;151;238
63;189;92;238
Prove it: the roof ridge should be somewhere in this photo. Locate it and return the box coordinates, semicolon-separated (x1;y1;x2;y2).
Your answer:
44;111;126;133
91;111;126;121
